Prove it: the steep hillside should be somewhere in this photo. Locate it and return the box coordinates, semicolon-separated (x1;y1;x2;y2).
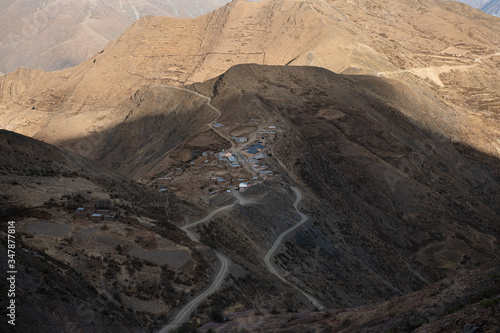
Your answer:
198;266;500;332
0;0;231;73
0;129;214;332
482;0;500;15
65;63;499;320
0;0;499;162
173;64;500;310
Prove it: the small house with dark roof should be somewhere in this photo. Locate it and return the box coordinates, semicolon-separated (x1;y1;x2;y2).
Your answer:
242;144;268;159
104;215;116;222
82;202;96;213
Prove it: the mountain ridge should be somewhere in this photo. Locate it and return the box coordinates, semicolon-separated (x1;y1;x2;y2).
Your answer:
453;0;500;16
0;0;231;73
482;0;500;15
1;0;499;162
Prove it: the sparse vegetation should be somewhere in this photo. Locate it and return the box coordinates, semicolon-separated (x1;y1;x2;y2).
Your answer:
444;303;464;315
172;322;200;333
209;306;223;322
469;283;500;306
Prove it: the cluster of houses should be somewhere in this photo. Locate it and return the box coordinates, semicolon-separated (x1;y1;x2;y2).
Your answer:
242;143;268;160
257;125;277;141
151;122;280;195
217;150;242;168
251;163;274;179
75;202;120;222
232;136;248;143
208;176;256;193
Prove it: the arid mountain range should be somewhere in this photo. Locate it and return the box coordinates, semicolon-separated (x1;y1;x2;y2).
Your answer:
0;0;499;331
456;0;500;16
0;0;231;74
481;0;500;16
1;0;499;162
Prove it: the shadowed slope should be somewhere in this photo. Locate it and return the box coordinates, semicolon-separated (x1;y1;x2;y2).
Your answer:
55;64;500;309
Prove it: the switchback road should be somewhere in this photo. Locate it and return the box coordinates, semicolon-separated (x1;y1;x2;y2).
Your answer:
264;187;325;310
158;252;229;333
158;200;236;333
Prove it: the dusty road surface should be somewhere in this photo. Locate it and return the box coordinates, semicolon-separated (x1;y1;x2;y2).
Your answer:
264;187;325;310
158;196;237;332
158;252;229;333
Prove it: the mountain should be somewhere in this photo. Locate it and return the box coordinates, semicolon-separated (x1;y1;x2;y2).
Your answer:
453;0;491;8
0;0;499;164
0;0;231;73
452;0;500;16
0;129;213;332
165;63;500;309
481;0;500;16
1;0;500;330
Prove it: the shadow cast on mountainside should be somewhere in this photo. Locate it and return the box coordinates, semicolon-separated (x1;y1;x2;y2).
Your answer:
52;64;500;308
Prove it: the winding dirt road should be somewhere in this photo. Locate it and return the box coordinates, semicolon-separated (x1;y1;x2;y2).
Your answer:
158;251;229;333
264;187;325;310
159;195;243;333
155;87;325;331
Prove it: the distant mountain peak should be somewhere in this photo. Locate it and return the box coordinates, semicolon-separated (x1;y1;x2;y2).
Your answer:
450;0;500;16
0;0;232;73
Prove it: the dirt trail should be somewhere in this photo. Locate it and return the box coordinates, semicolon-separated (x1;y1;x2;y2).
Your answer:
377;51;500;87
159;84;259;175
264;187;325;310
158;201;234;333
156;88;325;331
158;252;229;333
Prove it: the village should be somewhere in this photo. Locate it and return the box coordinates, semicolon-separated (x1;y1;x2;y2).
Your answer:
152;122;281;198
